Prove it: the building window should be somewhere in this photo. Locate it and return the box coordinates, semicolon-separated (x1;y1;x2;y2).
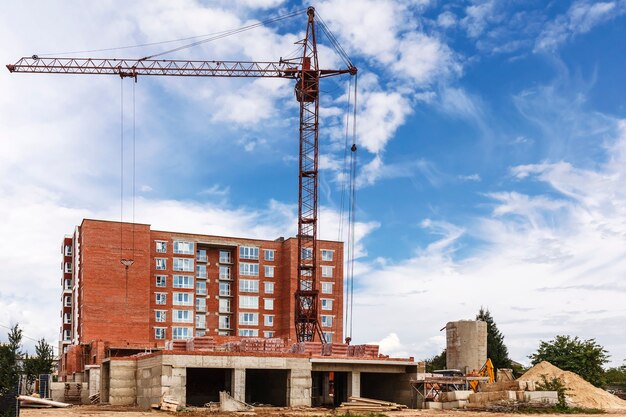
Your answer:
63;313;71;324
300;280;313;291
173;258;194;272
321;299;333;310
219;315;231;329
264;282;274;294
63;330;71;341
156;258;167;270
64;279;72;291
173;292;193;306
196;249;207;262
65;296;72;307
196;264;207;279
239;246;259;260
264;299;274;310
172;327;192;340
155;293;166;305
219;266;231;280
239;329;259;337
173;275;194;289
240;262;259;276
196;314;206;328
173;310;193;323
264;249;275;261
322;332;333;343
264;315;274;326
64;245;72;256
155;310;166;323
196;297;206;312
239;279;259;293
156;275;167;288
321;282;333;294
219;250;231;263
239;312;258;325
321;315;333;327
64;262;72;273
239;295;259;309
263;331;274;338
219;299;231;313
264;265;275;277
196;330;206;337
321;266;333;278
196;281;206;296
155;328;166;340
321;249;334;261
173;241;194;255
156;241;167;253
219;282;231;296
301;247;313;260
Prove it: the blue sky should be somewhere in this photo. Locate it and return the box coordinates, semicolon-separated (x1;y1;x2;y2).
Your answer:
1;0;626;367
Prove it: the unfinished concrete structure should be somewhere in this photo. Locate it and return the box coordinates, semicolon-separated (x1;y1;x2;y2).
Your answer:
99;338;418;408
445;320;487;373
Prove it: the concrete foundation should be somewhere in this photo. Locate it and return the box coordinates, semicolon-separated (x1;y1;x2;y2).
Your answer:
103;351;416;409
446;320;487;373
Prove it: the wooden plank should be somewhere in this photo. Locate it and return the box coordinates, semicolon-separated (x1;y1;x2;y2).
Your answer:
18;396;71;408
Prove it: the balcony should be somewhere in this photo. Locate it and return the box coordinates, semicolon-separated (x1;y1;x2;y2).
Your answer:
196;253;208;263
219;290;232;297
195;320;206;329
196;305;206;313
219;273;232;281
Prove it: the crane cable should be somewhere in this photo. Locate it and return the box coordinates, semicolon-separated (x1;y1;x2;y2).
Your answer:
348;74;358;340
36;9;306;58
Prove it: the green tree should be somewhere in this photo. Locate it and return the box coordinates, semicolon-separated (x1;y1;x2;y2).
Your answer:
476;307;511;370
604;364;626;391
23;338;55;389
0;324;24;417
424;349;447;372
529;335;609;387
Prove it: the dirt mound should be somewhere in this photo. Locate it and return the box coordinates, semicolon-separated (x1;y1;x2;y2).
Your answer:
519;361;626;411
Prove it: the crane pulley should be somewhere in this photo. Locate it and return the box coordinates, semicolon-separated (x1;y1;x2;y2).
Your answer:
7;6;356;343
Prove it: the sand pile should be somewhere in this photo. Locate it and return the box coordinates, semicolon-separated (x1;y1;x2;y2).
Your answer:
519;361;626;411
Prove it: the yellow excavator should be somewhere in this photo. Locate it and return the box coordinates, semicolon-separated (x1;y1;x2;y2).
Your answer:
468;358;495;392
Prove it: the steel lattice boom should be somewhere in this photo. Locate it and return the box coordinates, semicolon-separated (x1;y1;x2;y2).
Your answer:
6;6;356;343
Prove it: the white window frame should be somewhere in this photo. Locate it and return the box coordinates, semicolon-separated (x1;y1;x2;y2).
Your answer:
155;241;167;253
156;258;167;270
264;298;274;310
239;312;259;325
264;249;275;261
219;265;231;280
263;331;274;338
321;266;333;278
321;315;333;327
240;262;259;276
64;262;72;273
219;282;231;296
219;250;231;263
321;249;334;261
239;295;259;309
173;240;194;255
155;310;166;323
264;282;274;294
64;245;72;256
173;257;194;272
264;265;275;278
322;331;333;343
155;293;166;305
196;264;207;278
155;327;166;340
238;329;259;337
196;297;206;312
219;315;231;329
172;292;193;306
321;282;333;294
219;298;231;313
156;275;167;288
172;326;192;340
239;279;259;293
264;314;274;327
196;281;206;296
321;298;333;310
173;275;194;289
239;246;259;260
195;314;206;328
173;309;192;323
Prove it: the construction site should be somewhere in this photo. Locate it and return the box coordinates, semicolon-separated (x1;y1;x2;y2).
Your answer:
3;3;626;417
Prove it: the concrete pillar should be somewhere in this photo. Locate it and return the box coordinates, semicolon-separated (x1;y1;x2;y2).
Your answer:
288;368;312;407
232;368;246;403
349;371;361;398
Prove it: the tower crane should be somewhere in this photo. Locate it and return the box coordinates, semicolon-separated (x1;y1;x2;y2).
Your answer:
7;7;357;343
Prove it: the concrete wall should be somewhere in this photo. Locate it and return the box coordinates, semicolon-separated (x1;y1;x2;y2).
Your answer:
136;355;164;408
446;320;487;373
108;360;137;406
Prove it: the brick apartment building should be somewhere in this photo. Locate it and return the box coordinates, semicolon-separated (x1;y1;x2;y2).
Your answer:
59;219;343;380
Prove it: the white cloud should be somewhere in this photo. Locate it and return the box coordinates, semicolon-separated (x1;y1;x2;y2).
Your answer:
535;1;626;52
458;173;481;182
437;11;457;29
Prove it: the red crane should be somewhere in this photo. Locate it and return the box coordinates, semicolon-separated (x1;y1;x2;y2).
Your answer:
7;7;356;343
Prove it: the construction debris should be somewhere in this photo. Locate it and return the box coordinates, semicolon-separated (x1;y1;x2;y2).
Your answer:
519;361;626;411
152;396;181;412
88;393;99;404
219;391;254;412
337;396;407;412
17;395;71;408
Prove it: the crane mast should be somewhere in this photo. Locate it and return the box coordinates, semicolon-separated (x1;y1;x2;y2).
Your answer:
7;7;356;343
